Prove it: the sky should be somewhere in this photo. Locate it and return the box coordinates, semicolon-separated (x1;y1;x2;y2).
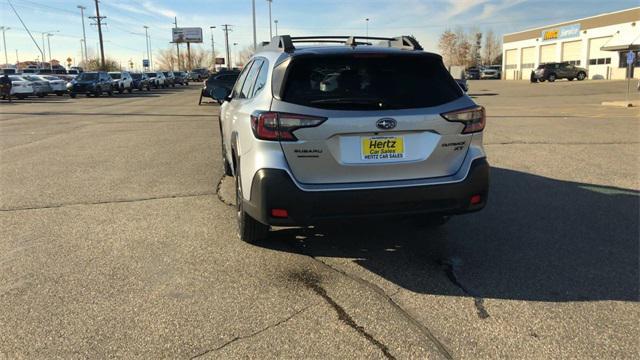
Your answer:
0;0;637;68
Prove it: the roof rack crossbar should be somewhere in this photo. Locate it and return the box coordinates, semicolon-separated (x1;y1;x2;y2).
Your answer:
260;35;423;52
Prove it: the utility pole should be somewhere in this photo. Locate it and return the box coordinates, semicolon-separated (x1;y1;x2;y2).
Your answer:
0;27;9;67
143;26;150;71
252;0;257;49
89;0;106;70
210;26;216;68
267;0;273;39
77;5;88;64
274;20;278;37
221;24;232;69
46;33;53;70
16;49;19;68
174;17;180;71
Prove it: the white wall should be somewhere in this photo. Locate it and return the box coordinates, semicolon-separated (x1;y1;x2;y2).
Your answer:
502;21;639;80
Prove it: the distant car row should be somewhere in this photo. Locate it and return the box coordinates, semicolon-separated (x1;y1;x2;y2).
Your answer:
5;70;191;99
465;65;502;80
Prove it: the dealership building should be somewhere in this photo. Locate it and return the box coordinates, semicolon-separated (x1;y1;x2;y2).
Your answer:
502;7;640;80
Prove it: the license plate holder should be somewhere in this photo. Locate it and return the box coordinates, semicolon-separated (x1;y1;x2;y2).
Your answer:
361;136;405;161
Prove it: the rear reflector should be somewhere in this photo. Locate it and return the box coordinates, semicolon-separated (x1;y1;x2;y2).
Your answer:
441;106;486;134
270;208;289;218
470;194;482;205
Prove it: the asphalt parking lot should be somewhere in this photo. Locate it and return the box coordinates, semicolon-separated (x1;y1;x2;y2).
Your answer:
1;80;638;359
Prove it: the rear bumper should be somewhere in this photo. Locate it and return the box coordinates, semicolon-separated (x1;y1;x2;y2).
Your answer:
243;157;489;226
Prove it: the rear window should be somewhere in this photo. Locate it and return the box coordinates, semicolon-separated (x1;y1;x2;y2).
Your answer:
109;73;121;79
282;54;462;110
131;73;141;79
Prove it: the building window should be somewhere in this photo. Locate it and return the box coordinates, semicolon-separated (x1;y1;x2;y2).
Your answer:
567;60;581;66
505;64;517;69
618;51;640;68
521;63;534;69
589;57;611;65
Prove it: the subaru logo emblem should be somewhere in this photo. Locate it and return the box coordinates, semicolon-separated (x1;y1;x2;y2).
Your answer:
376;118;397;130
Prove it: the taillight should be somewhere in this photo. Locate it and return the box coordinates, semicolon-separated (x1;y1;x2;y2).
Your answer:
441;106;486;134
250;111;326;141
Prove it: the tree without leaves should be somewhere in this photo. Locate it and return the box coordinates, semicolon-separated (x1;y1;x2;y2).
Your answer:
156;46;218;71
79;57;120;71
438;30;457;68
483;30;502;65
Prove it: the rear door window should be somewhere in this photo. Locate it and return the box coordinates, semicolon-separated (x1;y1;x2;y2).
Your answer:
239;59;264;99
251;60;269;97
232;60;254;98
282;54;463;110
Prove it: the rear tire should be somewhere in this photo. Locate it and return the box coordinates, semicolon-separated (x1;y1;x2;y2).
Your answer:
567;77;574;81
127;85;133;93
547;73;556;82
69;93;76;98
577;72;586;81
235;163;268;243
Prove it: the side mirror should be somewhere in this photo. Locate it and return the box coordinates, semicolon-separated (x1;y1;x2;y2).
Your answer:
211;87;231;102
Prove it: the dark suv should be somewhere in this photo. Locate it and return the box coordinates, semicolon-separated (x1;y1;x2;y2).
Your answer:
533;62;587;82
67;71;114;98
131;72;151;91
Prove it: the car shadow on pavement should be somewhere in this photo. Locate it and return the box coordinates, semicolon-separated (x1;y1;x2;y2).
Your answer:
261;168;639;302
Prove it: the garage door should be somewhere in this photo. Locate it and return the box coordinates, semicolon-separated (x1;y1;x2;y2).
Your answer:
562;40;582;65
588;36;613;79
521;47;535;72
505;49;518;80
540;44;556;64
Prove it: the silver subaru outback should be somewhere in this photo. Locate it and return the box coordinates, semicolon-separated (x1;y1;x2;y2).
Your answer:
215;35;489;243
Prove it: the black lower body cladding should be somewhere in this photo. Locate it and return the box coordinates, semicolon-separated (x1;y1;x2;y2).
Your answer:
243;158;489;226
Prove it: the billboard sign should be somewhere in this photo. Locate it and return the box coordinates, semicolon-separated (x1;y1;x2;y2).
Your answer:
172;27;203;43
143;59;149;67
215;57;225;65
541;24;580;42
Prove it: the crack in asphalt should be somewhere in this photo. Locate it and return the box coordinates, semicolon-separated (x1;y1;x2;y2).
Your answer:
298;254;455;360
213;175;453;359
441;258;490;320
291;270;396;360
0;192;215;212
215;175;235;207
190;305;315;359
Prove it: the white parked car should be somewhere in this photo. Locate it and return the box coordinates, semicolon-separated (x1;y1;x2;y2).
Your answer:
8;75;34;99
109;71;134;93
34;75;68;96
145;72;166;88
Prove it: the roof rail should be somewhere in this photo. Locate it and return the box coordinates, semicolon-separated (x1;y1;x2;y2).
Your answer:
260;35;423;53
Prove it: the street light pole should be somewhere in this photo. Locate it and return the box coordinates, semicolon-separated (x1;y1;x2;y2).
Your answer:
252;0;257;50
267;0;273;39
210;26;216;68
41;32;47;68
46;33;53;70
0;27;9;67
143;26;150;70
233;42;238;67
366;18;369;37
274;20;278;37
77;5;88;64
